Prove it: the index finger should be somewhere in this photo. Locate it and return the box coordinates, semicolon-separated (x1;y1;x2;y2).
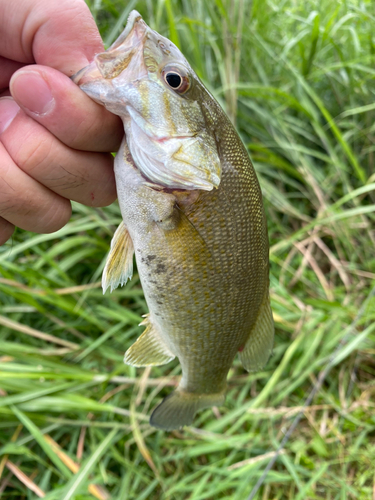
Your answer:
0;0;104;75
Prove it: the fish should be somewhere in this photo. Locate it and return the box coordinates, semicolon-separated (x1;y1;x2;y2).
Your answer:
72;10;274;431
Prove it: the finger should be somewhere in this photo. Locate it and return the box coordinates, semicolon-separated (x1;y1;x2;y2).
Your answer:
0;0;104;75
0;142;72;234
0;97;117;207
0;217;15;245
10;66;123;152
0;56;25;90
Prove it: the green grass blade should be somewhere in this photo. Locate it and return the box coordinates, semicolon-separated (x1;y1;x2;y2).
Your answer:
60;428;118;500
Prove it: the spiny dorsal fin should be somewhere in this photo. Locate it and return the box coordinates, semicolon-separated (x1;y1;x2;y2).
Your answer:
102;221;134;294
124;314;175;367
239;295;274;372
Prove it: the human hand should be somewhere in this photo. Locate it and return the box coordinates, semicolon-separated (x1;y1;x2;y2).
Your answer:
0;0;123;245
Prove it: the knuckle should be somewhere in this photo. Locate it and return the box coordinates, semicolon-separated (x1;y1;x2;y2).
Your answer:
17;132;53;174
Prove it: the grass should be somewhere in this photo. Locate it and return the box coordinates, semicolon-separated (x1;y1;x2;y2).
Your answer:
1;0;375;498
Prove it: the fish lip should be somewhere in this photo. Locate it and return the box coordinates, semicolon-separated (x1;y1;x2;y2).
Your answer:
71;60;100;86
107;10;147;50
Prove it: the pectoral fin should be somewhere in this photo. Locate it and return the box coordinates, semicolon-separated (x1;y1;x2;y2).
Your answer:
102;221;134;293
239;296;274;372
124;314;175;367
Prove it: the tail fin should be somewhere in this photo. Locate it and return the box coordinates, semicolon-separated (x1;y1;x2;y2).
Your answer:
150;389;226;431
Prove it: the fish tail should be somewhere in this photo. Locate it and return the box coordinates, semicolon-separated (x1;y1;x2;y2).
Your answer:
150;389;226;431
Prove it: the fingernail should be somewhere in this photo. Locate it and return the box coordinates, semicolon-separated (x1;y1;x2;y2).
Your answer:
0;98;20;135
11;70;55;115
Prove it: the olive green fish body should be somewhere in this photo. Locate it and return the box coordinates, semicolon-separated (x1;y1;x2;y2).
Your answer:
73;11;273;430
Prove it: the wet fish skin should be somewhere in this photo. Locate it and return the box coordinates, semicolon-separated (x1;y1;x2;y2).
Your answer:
73;11;274;430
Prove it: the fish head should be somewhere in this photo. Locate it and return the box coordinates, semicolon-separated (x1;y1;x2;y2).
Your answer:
72;11;221;191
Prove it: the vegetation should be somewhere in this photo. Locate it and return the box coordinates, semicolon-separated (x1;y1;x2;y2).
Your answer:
1;0;374;498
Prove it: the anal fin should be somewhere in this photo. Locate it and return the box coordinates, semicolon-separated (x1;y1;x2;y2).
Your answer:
239;295;274;372
102;221;134;293
124;314;175;367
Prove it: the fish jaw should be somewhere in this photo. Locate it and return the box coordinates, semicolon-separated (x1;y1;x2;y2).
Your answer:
72;10;221;191
71;11;148;113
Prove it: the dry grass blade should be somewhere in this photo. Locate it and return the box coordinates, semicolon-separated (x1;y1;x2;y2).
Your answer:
228;450;286;470
44;435;111;500
104;375;178;387
0;425;23;479
54;283;102;295
127;367;161;478
294;241;334;301
130;395;159;478
313;236;351;290
4;461;45;498
0;278;101;296
76;426;86;461
0;316;79;350
0;471;13;496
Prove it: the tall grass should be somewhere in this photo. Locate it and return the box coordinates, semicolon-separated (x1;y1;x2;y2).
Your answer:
1;0;374;498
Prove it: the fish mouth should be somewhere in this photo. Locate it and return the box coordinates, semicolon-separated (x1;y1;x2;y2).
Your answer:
71;10;148;86
107;10;147;52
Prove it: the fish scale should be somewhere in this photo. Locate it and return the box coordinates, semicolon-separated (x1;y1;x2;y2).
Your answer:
73;10;274;430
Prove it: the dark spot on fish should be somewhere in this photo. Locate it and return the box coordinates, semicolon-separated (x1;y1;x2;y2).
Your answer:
238;345;244;352
156;301;163;305
155;263;166;274
143;254;157;266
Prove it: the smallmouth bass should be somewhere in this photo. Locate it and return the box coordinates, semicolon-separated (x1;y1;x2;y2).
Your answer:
73;10;274;430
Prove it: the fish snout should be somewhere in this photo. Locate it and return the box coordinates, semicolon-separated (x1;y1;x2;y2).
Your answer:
72;10;148;88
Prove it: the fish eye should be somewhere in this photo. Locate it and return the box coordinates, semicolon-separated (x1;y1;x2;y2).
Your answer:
162;65;190;94
165;72;182;88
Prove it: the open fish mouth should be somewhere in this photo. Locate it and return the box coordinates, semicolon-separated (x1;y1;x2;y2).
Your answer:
71;10;148;87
